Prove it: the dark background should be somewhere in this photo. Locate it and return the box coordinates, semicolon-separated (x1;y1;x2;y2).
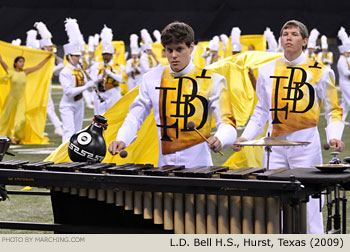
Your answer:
1;0;349;77
1;0;349;45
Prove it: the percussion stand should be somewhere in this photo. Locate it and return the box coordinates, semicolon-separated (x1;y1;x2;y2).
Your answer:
333;184;341;233
264;145;272;171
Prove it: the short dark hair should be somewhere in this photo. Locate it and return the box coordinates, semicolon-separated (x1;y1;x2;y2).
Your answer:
161;21;195;48
280;20;309;39
13;56;24;68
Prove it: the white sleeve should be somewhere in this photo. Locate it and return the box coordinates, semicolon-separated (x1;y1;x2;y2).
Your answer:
317;68;344;141
210;74;237;147
338;57;350;77
59;70;89;98
53;63;64;76
106;69;123;82
139;56;151;74
125;60;133;75
116;75;153;146
241;70;270;140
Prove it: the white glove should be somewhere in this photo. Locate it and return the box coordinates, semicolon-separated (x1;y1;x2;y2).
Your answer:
104;68;123;82
85;80;96;89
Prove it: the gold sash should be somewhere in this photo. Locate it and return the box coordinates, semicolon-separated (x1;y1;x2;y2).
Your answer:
98;63;121;91
158;66;235;154
270;58;326;137
67;66;85;101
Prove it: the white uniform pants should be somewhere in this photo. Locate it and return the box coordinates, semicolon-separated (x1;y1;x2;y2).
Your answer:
46;86;62;129
262;131;324;234
59;99;84;143
93;87;121;115
340;84;350;121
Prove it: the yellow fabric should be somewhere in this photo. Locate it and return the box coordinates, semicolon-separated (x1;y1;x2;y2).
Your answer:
224;35;266;58
152;43;169;66
0;41;54;144
206;51;283;126
45;87;159;166
94;41;126;66
46;51;282;168
223;124;268;169
193;41;225;68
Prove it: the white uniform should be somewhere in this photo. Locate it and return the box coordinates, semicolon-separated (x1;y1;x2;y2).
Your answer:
201;51;221;66
317;51;333;68
337;55;350;121
125;57;142;91
139;53;160;75
117;61;237;168
59;62;92;142
46;63;64;130
241;52;344;234
90;61;123;115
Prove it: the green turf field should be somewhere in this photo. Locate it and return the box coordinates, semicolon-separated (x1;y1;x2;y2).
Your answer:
0;84;349;234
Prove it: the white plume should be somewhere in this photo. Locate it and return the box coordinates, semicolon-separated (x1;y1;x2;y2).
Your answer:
100;24;113;44
264;27;277;50
231;27;241;45
141;29;153;44
34;21;52;39
64;18;82;45
338;27;350;45
153;30;161;43
26;29;39;48
11;39;21;46
220;34;229;46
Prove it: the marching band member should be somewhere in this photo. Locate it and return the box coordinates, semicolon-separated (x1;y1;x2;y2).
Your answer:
109;21;237;168
59;18;96;142
201;36;221;66
125;34;142;91
233;20;344;234
337;27;350;124
139;29;160;74
306;28;319;61
35;21;63;136
90;25;123;115
318;35;333;68
231;27;242;55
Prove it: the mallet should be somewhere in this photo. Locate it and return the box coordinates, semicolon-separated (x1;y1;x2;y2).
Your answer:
323;143;336;150
187;121;224;156
118;150;128;158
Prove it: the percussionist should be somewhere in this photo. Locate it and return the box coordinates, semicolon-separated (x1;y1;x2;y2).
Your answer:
109;21;237;168
233;20;345;234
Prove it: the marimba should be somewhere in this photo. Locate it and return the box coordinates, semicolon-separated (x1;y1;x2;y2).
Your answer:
0;160;343;234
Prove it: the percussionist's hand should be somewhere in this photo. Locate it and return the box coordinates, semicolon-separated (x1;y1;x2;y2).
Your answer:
231;137;248;152
108;140;126;155
207;136;222;153
329;138;345;152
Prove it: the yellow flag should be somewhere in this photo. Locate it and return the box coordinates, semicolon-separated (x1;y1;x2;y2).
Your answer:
152;43;169;66
0;41;54;144
45;87;159;166
94;41;126;66
224;34;267;58
206;51;282;126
